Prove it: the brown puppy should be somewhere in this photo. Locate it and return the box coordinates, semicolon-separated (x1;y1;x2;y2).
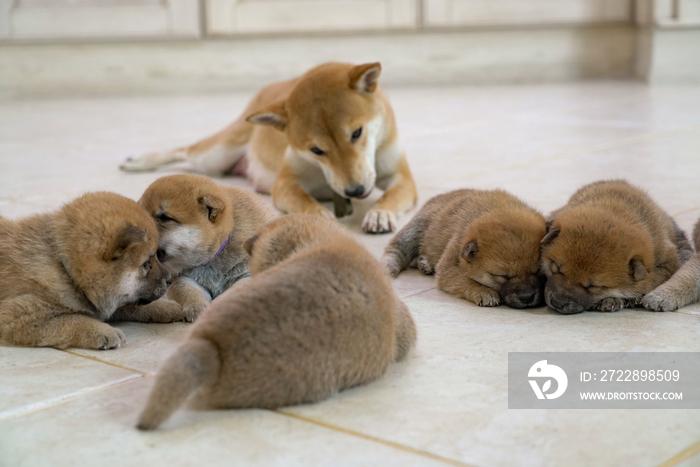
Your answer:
382;189;547;308
541;180;692;314
0;193;182;350
137;214;416;430
139;174;279;321
643;218;700;311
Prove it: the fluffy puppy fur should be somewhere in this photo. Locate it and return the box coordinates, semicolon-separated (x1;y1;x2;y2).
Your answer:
0;192;183;350
541;180;692;314
643;219;700;311
382;189;547;308
137;214;416;430
139;175;279;321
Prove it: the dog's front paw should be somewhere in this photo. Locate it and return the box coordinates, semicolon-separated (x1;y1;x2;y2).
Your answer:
417;256;435;275
120;154;157;172
469;289;501;307
362;209;397;234
182;301;208;322
598;297;634;312
84;323;127;350
642;291;680;312
147;299;186;323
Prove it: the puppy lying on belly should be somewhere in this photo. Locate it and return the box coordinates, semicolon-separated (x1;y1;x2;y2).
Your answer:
382;189;547;308
643;218;700;311
0;192;181;350
137;214;416;430
139;174;278;321
541;180;692;314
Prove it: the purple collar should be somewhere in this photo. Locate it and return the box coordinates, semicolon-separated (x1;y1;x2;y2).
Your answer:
211;238;229;260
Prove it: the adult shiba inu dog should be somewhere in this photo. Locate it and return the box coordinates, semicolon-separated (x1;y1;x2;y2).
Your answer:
120;62;417;234
139;174;279;321
541;180;692;314
0;193;183;350
643;218;700;312
382;189;547;308
137;214;416;430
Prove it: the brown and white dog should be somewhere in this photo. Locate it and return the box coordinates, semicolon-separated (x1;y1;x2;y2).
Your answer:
541;180;692;314
121;62;418;234
136;214;416;430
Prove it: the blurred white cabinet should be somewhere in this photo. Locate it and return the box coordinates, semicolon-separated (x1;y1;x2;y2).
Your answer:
0;0;200;40
636;0;700;26
206;0;418;35
424;0;632;27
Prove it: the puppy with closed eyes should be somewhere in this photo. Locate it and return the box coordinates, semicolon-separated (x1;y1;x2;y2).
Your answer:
139;174;279;321
137;214;416;430
382;189;547;308
541;180;692;314
0;192;181;350
643;218;700;311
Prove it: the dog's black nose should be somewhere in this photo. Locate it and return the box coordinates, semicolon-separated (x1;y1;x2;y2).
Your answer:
344;184;365;198
157;249;167;262
518;291;537;305
166;277;172;286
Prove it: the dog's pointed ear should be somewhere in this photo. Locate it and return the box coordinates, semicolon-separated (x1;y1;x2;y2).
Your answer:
540;222;560;246
200;195;225;222
461;241;478;262
629;256;649;281
349;62;381;94
243;234;259;257
246;100;288;132
107;225;146;260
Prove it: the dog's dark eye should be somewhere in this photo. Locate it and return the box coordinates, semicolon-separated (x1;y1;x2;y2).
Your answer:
310;147;325;156
142;259;152;271
157;213;174;223
351;127;362;142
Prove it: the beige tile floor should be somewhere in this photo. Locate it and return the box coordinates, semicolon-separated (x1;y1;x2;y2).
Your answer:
1;82;700;467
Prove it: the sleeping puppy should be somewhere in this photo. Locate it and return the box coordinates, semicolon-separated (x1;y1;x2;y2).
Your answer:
137;214;416;430
382;189;547;308
541;180;692;314
139;174;279;321
643;218;700;311
0;192;182;350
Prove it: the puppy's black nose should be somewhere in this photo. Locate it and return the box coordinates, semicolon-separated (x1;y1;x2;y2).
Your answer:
157;249;167;262
344;184;365;198
166;277;172;286
518;291;537;305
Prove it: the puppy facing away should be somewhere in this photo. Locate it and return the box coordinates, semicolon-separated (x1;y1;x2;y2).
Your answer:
137;214;416;430
121;62;418;234
541;180;692;314
643;218;700;311
382;189;547;309
0;193;184;350
139;174;279;321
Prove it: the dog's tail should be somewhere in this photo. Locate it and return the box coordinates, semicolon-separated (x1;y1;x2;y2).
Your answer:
137;338;219;430
393;300;417;362
381;218;426;278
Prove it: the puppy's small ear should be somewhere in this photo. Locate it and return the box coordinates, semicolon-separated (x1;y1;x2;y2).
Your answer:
108;225;146;260
461;241;478;262
246;100;288;132
540;224;560;246
629;256;648;281
349;62;381;94
243;234;259;257
200;195;225;222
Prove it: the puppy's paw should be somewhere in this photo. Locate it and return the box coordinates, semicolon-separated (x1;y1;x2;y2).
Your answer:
381;254;402;278
84;323;127;350
642;291;680;312
182;301;208;322
119;153;158;172
417;256;435;275
362;209;397;234
598;297;635;312
471;289;501;307
147;299;186;323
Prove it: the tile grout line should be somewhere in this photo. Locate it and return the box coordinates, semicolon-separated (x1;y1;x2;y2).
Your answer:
672;205;700;218
274;409;473;467
0;375;142;422
60;349;154;376
400;286;437;300
418;123;700;189
658;438;700;467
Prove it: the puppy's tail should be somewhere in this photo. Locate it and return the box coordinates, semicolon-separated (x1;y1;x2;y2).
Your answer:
137;338;219;430
393;300;417;362
381;218;426;278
